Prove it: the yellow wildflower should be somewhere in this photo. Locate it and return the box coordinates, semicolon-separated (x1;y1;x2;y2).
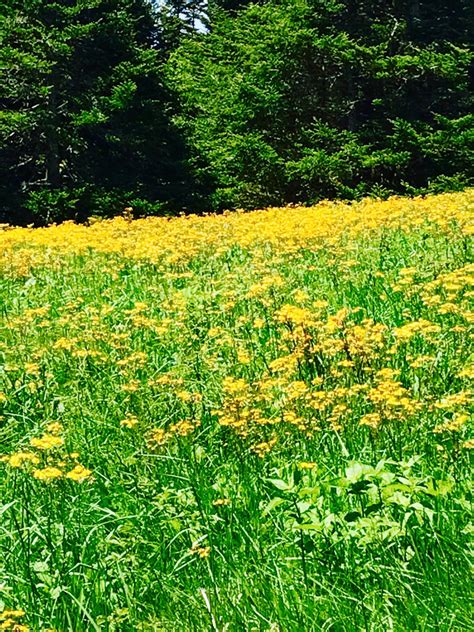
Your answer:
65;465;92;482
120;415;139;428
148;428;167;446
6;452;40;468
32;467;63;481
30;434;64;450
190;545;211;558
359;413;382;429
298;461;316;470
46;422;63;435
213;498;231;506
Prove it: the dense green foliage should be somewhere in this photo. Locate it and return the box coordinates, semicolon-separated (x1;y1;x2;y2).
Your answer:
169;0;474;209
0;0;473;222
0;0;190;223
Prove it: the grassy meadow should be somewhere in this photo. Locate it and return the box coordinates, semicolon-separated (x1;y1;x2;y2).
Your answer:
0;191;473;631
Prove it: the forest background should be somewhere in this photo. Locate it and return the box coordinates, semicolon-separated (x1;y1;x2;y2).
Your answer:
0;0;473;225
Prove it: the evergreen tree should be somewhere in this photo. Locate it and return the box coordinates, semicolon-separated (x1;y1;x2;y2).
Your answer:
166;0;473;210
157;0;207;51
1;0;472;222
0;0;184;223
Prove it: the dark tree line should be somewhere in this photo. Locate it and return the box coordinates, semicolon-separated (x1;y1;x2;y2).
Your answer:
0;0;472;224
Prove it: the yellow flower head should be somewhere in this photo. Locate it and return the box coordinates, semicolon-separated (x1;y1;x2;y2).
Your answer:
30;434;64;450
32;467;63;481
46;422;63;435
298;461;316;470
65;465;92;482
7;452;40;468
190;544;211;558
120;415;139;429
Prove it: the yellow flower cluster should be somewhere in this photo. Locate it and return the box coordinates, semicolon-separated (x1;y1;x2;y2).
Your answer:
190;544;211;558
367;369;420;422
1;423;92;483
1;191;472;276
207;263;474;450
393;319;441;343
0;191;472;462
148;419;201;449
0;609;28;632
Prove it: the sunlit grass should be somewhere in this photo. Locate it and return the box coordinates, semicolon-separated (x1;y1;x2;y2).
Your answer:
0;191;473;630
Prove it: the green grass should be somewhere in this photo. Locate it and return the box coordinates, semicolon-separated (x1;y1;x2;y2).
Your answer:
0;194;473;631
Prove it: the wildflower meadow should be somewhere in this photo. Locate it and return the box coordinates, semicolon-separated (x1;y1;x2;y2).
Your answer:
0;191;473;631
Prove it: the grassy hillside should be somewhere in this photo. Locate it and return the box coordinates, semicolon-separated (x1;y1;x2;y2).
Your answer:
0;191;473;631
